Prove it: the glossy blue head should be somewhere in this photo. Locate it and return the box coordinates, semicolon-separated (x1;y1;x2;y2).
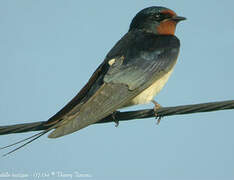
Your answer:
129;6;186;35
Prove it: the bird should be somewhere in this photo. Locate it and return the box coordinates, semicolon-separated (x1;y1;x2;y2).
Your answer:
0;6;186;155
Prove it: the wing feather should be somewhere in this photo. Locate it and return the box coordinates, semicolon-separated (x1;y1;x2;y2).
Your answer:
48;83;137;138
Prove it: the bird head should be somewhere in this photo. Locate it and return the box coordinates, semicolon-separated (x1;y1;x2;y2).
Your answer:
129;6;186;35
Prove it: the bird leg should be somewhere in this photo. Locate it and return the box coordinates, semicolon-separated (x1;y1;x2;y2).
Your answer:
152;100;162;125
111;111;119;127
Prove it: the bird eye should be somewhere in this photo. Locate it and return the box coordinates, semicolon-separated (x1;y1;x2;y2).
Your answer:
154;13;163;21
155;14;160;18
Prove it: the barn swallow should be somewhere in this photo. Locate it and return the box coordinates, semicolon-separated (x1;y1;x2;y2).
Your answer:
0;6;186;154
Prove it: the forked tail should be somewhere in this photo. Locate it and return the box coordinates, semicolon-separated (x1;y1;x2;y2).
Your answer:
0;121;56;156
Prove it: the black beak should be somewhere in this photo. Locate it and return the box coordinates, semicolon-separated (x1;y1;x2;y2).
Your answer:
171;16;187;22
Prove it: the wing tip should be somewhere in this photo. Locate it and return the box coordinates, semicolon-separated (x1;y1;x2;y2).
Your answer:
48;131;61;138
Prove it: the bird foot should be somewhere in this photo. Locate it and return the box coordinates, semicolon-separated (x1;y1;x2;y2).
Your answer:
112;111;119;127
152;100;162;125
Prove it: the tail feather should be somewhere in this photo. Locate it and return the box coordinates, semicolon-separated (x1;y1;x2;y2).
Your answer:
0;121;56;156
1;130;50;157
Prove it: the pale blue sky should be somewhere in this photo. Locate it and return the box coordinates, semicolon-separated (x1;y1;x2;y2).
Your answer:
0;1;234;179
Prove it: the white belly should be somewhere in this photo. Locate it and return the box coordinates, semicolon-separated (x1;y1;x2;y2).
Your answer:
123;68;174;107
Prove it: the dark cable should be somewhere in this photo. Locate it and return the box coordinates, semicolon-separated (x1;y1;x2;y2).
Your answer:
97;100;234;124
